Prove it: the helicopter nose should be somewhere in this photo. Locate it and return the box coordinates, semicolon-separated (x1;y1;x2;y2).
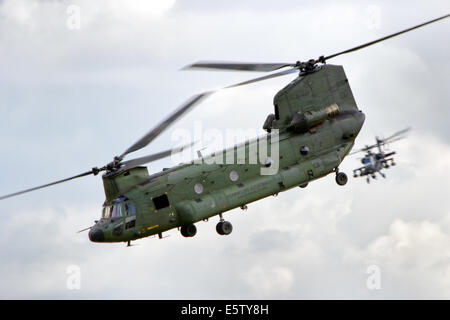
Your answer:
89;228;104;242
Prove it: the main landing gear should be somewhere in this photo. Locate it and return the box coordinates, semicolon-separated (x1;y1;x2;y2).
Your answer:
180;224;197;237
335;168;348;186
216;213;233;236
180;213;234;238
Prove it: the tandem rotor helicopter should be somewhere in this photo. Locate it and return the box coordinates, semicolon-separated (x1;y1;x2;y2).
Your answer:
1;14;448;246
351;127;411;183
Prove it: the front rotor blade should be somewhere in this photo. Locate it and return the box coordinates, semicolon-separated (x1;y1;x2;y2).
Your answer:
0;170;94;201
120;92;212;159
225;68;299;89
183;61;294;72
324;14;449;61
120;141;196;171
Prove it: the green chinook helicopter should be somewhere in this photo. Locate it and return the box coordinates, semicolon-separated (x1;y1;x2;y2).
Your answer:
1;14;448;245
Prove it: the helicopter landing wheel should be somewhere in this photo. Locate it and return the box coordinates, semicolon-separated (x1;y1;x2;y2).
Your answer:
180;224;197;237
335;172;348;186
299;183;308;188
216;221;233;235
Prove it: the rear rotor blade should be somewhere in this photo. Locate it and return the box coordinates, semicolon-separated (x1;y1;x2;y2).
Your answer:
225;68;299;89
120;92;212;159
324;14;449;61
0;170;95;201
183;61;294;72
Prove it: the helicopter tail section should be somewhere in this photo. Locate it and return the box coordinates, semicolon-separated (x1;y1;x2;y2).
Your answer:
271;64;359;130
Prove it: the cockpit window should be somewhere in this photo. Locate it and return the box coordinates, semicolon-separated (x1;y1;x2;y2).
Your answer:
102;196;136;219
102;206;110;219
124;202;136;215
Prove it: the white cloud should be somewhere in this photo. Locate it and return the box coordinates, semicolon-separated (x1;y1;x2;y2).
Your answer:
241;265;295;299
363;219;450;298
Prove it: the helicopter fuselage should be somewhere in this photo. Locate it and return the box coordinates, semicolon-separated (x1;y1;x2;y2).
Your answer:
89;64;366;243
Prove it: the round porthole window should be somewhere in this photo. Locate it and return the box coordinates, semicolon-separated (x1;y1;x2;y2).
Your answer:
300;145;309;156
264;158;273;168
194;183;203;194
229;170;239;182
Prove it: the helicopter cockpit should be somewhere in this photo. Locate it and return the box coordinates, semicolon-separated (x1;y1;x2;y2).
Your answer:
101;196;136;219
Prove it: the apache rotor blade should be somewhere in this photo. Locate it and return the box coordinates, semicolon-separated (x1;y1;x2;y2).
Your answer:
0;170;95;201
120;141;196;172
225;68;299;89
324;14;449;61
183;61;294;72
379;136;408;147
349;148;368;155
349;143;378;155
120;92;212;159
382;127;412;143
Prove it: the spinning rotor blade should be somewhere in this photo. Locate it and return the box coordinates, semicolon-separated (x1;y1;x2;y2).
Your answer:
350;147;370;155
323;14;449;61
382;127;411;143
120;141;196;171
120;92;212;159
183;61;294;72
384;136;407;144
1;93;211;201
350;127;411;156
0;170;95;201
184;14;449;82
0;140;197;201
349;143;379;155
225;68;299;88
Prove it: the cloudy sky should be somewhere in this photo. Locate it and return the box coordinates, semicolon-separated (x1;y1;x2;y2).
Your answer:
0;0;449;299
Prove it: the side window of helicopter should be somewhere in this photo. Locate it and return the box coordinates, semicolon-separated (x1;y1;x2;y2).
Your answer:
124;202;136;216
153;194;170;210
117;204;123;217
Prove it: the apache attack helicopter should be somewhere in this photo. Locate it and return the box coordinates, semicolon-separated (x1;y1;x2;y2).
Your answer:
1;14;448;246
351;127;411;183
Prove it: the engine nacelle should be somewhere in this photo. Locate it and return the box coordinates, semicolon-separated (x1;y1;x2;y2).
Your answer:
288;103;339;133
